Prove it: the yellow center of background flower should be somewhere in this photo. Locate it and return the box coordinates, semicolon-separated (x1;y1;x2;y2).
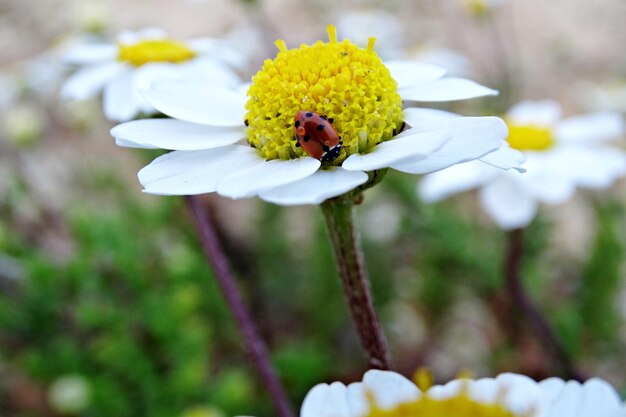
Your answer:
506;123;555;151
118;39;196;67
365;391;519;417
244;25;404;165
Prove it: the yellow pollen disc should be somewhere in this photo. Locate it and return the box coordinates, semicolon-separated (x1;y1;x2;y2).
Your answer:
244;24;404;164
118;39;196;67
463;0;490;16
506;123;555;151
365;391;519;417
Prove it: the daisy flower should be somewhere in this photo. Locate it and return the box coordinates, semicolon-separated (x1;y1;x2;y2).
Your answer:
300;370;626;417
60;27;245;122
111;25;523;206
420;100;626;230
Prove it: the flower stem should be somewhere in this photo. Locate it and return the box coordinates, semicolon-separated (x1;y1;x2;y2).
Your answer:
185;196;295;417
504;228;584;381
321;197;392;370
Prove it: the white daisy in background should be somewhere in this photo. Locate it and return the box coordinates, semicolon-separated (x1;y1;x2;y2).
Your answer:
300;370;626;417
111;25;524;206
335;10;405;60
60;27;246;122
420;100;626;230
462;0;507;17
408;45;472;78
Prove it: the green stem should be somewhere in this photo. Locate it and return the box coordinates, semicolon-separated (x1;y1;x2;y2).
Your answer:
321;196;392;370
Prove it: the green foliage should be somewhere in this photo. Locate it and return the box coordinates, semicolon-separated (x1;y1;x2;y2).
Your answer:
579;200;625;348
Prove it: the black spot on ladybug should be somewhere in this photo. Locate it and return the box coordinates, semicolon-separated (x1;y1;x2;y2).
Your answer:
295;120;301;128
328;118;334;124
244;119;249;126
303;134;311;142
306;112;313;117
316;124;325;131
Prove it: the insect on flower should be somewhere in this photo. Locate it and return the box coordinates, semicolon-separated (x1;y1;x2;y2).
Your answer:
293;110;343;162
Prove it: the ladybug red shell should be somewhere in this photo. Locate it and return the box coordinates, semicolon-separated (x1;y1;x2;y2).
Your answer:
293;111;343;162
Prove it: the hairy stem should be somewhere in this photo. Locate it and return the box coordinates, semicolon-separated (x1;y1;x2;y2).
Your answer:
321;197;392;370
185;196;295;417
505;228;584;381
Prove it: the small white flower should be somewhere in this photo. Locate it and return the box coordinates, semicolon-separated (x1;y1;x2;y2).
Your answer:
111;25;523;206
420;100;626;230
300;370;626;417
60;28;246;122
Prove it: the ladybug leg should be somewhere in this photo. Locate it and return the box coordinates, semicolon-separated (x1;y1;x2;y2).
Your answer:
328;117;334;124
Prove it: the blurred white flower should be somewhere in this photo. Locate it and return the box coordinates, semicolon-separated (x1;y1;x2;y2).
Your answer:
336;10;404;60
60;28;246;122
419;100;626;230
0;103;46;147
111;25;521;206
300;370;626;417
577;81;626;114
48;374;91;414
462;0;507;17
408;45;472;77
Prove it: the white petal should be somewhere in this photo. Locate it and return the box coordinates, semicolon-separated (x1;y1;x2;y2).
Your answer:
341;129;449;172
384;60;447;89
60;63;125;100
391;116;508;174
117;27;167;44
479;176;538;230
142;79;246;127
516;153;576;205
538;378;567;406
301;383;353;417
216;157;321;199
507;100;562;126
103;70;144;122
361;370;420;409
181;58;242;87
577;379;624;417
259;168;368;205
134;59;241;90
400;78;498;102
403;107;460;126
493;374;544;415
541;381;582;417
418;160;497;202
111;119;245;150
548;146;626;190
139;145;263;195
188;38;248;69
115;138;158;149
63;43;117;65
555;112;625;143
479;142;526;171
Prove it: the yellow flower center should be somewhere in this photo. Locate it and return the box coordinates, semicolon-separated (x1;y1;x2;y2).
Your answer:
118;39;196;67
506;123;555;151
244;25;404;165
463;0;490;17
365;393;520;417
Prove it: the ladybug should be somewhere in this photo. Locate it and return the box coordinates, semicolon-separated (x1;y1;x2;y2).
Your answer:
293;111;343;162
